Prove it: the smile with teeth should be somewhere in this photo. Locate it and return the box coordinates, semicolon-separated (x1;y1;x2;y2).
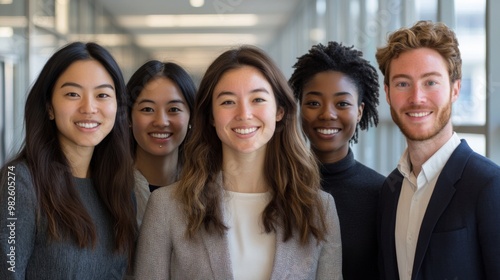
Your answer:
150;132;171;139
316;128;339;135
233;127;258;135
407;112;431;117
76;122;99;129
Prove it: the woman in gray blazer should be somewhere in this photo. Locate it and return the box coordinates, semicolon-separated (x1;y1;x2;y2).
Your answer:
135;45;343;280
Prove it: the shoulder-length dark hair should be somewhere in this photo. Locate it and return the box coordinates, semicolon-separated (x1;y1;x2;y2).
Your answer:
176;45;327;244
9;42;136;259
126;60;196;168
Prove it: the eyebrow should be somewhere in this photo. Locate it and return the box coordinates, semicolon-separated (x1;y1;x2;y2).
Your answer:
304;91;353;97
60;82;115;90
137;98;186;105
215;87;270;99
391;71;443;82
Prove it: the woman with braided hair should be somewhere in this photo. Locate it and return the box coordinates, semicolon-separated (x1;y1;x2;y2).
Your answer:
290;41;384;279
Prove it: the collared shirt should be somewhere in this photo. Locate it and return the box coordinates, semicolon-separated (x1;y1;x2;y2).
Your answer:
395;133;461;280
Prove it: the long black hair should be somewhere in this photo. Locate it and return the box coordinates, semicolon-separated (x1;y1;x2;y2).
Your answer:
8;41;136;260
126;60;196;168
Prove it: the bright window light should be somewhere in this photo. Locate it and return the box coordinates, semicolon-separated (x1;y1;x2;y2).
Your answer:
0;27;13;37
190;0;204;8
145;14;258;27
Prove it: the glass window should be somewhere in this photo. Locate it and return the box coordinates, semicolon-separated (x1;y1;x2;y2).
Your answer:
416;0;437;21
459;133;486;156
452;0;486;126
452;0;486;158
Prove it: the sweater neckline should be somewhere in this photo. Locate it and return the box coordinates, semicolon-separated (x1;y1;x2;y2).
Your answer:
319;149;356;175
73;176;92;186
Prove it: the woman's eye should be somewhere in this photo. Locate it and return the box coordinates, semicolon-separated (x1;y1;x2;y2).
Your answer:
97;93;110;98
304;101;320;107
140;107;154;112
221;100;235;105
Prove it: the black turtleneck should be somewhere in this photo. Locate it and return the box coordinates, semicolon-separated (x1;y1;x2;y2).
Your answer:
320;148;385;280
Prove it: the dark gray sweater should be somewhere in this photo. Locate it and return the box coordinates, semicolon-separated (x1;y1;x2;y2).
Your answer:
0;162;127;279
320;149;385;280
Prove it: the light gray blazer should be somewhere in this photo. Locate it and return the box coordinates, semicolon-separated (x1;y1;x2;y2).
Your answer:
135;184;342;280
133;169;150;227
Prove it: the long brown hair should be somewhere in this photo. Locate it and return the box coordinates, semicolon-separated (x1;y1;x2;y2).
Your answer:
7;42;136;260
176;45;327;244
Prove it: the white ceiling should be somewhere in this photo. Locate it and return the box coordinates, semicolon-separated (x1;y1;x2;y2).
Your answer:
97;0;302;77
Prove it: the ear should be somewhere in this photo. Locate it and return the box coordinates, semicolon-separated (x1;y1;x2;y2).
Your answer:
451;79;461;103
357;102;365;123
276;107;284;122
48;105;54;120
384;84;391;105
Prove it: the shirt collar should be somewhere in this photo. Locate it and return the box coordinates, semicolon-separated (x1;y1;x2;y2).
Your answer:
397;132;461;183
420;132;461;181
397;149;412;179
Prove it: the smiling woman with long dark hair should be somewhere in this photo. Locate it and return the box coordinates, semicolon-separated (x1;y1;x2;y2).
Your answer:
0;41;137;279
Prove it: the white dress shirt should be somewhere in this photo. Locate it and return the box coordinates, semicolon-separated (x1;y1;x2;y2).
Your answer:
395;133;461;280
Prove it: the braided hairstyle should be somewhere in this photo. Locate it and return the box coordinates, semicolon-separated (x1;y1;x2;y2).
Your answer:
289;41;380;143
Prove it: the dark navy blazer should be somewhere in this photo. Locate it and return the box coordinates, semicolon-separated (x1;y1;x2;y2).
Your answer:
378;140;500;280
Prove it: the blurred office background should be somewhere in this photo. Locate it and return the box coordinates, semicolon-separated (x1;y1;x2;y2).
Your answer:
1;0;499;175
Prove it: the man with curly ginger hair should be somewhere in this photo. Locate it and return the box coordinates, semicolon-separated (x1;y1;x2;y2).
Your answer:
376;20;500;280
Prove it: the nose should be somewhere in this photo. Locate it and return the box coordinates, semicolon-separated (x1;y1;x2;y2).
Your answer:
236;102;252;120
153;111;169;127
80;95;98;114
408;85;426;104
318;103;337;120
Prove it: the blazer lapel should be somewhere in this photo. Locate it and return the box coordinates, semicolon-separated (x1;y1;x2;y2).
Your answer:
201;228;233;279
412;140;473;279
270;226;294;279
380;170;404;279
201;173;233;279
385;170;405;228
271;224;330;279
